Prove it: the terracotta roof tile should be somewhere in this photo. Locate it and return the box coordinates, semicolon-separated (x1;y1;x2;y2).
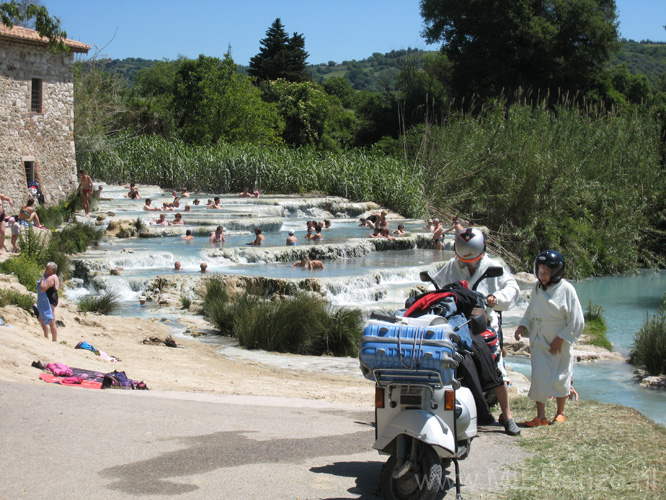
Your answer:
0;24;90;53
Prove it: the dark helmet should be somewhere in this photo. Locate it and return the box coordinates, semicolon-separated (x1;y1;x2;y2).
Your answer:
455;227;486;263
534;250;565;286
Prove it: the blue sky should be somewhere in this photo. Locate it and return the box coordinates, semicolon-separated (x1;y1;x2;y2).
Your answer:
41;0;666;65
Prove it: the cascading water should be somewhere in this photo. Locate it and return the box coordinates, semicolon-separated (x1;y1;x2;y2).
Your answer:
69;183;666;424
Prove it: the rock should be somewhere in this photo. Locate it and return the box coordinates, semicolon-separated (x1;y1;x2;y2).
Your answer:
641;376;666;389
96;214;107;222
110;268;122;276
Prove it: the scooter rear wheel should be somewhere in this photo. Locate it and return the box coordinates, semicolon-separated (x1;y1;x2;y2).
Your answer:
380;443;442;500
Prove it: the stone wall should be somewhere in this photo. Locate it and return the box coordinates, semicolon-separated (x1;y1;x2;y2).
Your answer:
0;39;79;213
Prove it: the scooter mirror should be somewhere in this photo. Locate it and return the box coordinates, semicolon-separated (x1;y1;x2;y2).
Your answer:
419;271;432;283
481;266;504;279
472;266;504;290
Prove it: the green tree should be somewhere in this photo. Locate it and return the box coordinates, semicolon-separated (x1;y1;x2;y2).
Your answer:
128;59;183;137
420;0;619;100
74;61;129;160
248;18;309;82
173;53;283;145
263;79;333;148
323;76;355;108
396;51;451;127
1;0;68;51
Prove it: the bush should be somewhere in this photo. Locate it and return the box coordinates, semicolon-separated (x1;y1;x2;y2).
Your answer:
17;227;51;265
0;255;43;292
0;289;35;311
51;222;103;254
630;297;666;375
181;296;192;309
202;279;363;356
78;291;121;315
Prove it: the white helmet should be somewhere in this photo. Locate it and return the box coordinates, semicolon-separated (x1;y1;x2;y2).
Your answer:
454;228;486;263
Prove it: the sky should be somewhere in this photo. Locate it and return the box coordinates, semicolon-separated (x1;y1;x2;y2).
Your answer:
40;0;666;65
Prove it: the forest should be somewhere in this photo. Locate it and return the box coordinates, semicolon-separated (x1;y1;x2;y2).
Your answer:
61;5;666;277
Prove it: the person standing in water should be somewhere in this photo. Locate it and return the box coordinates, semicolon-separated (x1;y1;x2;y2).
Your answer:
79;171;94;217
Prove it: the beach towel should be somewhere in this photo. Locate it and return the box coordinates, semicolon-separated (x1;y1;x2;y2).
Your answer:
36;277;54;325
39;373;102;389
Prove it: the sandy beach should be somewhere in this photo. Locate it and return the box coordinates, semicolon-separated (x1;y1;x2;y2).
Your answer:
0;271;378;405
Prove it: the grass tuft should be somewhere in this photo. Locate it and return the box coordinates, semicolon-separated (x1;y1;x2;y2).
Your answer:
78;291;121;315
630;296;666;376
582;301;612;351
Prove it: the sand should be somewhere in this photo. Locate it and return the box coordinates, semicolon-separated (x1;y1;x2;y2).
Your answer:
0;272;378;405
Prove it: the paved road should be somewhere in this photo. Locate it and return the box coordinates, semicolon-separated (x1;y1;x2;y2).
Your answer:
0;380;526;499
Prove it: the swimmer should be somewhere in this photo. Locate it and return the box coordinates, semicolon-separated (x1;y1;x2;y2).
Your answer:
286;230;298;246
174;261;182;271
182;229;194;240
250;227;265;246
210;225;226;244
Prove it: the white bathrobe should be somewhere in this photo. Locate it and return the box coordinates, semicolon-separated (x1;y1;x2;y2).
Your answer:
519;279;584;404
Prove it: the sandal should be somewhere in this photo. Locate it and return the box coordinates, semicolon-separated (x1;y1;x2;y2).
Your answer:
524;417;549;427
552;414;566;423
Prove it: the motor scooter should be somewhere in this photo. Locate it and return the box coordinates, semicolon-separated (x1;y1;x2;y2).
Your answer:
360;315;486;500
359;267;504;500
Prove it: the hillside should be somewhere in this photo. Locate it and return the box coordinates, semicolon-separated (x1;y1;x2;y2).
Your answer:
88;40;665;93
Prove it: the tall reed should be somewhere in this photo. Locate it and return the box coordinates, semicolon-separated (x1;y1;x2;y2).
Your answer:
78;130;427;219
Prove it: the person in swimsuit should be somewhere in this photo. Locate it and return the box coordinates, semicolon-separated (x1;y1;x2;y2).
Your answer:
172;213;184;225
432;218;444;250
392;224;406;236
0;192;14;253
35;262;59;342
18;199;42;228
250;227;265;246
79;171;94;217
208;197;222;209
286;230;298;246
210;226;226;244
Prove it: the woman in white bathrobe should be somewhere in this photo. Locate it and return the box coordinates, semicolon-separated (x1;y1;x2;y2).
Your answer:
515;250;584;427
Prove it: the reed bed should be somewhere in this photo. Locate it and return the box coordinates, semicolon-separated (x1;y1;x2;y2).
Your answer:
78;131;427;219
413;99;666;276
80;97;666;277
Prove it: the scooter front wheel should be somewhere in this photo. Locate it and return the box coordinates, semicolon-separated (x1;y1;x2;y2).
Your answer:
380;443;442;500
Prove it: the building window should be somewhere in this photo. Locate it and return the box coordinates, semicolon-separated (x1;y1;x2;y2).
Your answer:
31;78;42;113
24;161;35;183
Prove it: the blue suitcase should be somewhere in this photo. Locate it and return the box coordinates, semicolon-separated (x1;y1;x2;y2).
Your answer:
359;315;468;386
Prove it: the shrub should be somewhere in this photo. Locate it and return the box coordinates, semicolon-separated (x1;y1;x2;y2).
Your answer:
78;291;121;315
181;296;192;310
51;222;103;254
630;298;666;376
0;254;43;292
0;289;35;311
17;227;51;265
203;279;238;335
203;279;363;356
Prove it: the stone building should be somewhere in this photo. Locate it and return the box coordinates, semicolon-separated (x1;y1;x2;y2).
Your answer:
0;24;89;209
